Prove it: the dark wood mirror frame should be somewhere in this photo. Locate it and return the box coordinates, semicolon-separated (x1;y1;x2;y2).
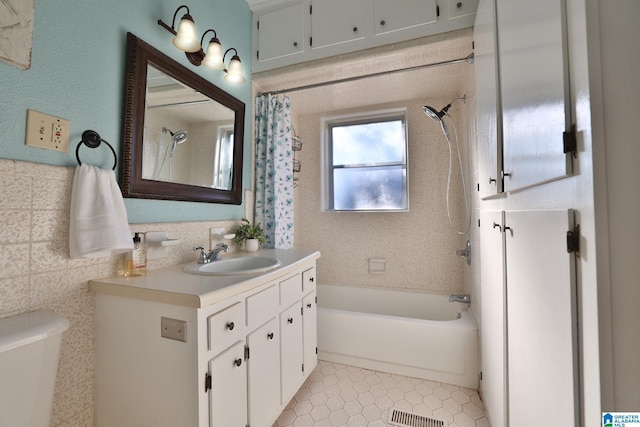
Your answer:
121;32;245;204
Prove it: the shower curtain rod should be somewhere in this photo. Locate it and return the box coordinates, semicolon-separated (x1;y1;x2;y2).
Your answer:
257;53;474;96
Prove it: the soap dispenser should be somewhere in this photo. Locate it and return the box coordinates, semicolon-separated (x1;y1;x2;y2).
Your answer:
124;232;147;277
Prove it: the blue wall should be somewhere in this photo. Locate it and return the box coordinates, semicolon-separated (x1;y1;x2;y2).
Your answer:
0;0;252;223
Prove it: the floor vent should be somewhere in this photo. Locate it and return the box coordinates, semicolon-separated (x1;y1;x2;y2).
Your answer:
387;408;447;427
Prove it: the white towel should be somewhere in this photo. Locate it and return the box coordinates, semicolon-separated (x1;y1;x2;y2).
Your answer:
69;164;134;259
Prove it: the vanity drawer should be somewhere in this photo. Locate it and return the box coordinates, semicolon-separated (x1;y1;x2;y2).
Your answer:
208;302;244;350
279;273;302;307
302;267;316;293
246;284;278;326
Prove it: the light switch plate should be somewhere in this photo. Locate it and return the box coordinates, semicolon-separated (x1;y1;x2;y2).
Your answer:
25;109;70;152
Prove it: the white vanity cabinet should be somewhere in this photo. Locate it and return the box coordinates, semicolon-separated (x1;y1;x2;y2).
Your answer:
91;250;320;427
252;0;478;72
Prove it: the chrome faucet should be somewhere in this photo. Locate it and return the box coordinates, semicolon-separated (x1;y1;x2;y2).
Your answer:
449;294;471;304
193;243;229;264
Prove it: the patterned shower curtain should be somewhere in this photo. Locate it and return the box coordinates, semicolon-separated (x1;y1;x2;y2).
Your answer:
254;94;294;249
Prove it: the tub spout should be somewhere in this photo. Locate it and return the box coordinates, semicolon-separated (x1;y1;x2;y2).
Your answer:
449;294;471;304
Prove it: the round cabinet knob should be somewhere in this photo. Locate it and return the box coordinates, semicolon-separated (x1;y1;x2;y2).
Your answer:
288;318;293;324
457;2;463;8
226;322;235;331
309;277;314;282
307;303;312;308
380;20;386;26
234;358;242;367
353;26;358;32
267;332;274;340
293;41;298;47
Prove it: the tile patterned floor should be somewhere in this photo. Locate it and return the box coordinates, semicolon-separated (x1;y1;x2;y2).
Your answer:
274;360;491;427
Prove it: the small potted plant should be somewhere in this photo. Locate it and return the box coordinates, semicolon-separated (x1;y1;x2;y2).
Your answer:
233;218;266;252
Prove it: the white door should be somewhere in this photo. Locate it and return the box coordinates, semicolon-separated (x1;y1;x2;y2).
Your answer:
474;0;502;198
302;292;318;375
497;0;572;191
480;210;507;427
255;2;306;62
247;318;280;427
505;210;578;426
208;341;247;427
280;301;303;405
311;0;366;50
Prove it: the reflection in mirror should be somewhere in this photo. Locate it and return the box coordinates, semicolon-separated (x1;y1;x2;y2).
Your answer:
121;32;245;204
143;65;235;190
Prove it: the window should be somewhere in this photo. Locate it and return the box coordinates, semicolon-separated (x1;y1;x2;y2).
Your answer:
324;110;408;211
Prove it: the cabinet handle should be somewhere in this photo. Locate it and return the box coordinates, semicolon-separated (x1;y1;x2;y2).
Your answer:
288;318;293;324
489;177;496;184
457;2;463;8
234;358;242;367
309;277;314;282
353;26;358;32
226;321;235;331
493;222;502;231
307;303;312;308
293;41;298;47
502;171;512;179
267;332;274;340
380;20;386;26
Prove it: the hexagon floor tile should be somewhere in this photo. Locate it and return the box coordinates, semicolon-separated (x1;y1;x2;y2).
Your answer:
273;360;491;427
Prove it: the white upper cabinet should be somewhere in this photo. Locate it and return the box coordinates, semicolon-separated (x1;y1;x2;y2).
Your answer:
496;0;573;191
254;1;306;64
252;0;478;72
474;0;501;198
373;0;437;37
311;0;366;51
475;0;574;196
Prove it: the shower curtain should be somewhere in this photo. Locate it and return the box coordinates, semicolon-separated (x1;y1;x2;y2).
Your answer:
254;94;294;249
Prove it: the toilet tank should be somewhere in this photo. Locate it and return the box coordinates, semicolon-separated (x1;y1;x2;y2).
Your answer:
0;310;70;427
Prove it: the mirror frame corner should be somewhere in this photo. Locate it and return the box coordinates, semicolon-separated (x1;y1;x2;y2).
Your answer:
121;32;245;205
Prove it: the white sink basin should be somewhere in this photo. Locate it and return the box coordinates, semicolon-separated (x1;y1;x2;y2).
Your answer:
184;256;281;276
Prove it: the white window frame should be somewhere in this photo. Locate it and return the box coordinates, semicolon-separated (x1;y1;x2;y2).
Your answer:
321;108;409;212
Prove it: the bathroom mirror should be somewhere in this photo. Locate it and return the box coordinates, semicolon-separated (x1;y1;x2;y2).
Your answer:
121;32;245;204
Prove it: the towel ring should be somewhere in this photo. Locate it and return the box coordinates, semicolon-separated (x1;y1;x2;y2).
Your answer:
75;130;118;170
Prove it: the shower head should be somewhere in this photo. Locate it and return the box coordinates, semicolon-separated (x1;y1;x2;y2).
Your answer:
421;95;466;123
422;105;445;122
162;127;188;155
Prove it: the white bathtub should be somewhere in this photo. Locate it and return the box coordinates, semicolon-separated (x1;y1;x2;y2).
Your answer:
317;284;479;388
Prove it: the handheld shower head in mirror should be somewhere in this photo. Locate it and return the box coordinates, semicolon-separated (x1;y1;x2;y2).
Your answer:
162;127;188;155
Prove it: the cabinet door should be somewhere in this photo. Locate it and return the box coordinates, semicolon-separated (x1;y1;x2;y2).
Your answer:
373;0;438;36
311;0;365;51
208;341;247;427
497;0;572;191
479;211;506;427
280;301;303;405
247;318;280;427
504;210;578;426
255;2;306;63
302;292;317;375
474;0;502;197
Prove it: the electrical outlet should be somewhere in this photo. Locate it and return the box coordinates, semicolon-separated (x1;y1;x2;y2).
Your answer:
25;109;70;152
161;317;187;342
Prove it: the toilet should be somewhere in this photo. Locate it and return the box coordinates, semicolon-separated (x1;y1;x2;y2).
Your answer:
0;310;70;427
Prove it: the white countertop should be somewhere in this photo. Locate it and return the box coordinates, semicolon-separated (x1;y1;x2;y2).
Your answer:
89;249;321;308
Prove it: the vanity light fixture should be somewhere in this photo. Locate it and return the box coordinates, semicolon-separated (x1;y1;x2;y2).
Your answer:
223;48;246;84
157;5;243;82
